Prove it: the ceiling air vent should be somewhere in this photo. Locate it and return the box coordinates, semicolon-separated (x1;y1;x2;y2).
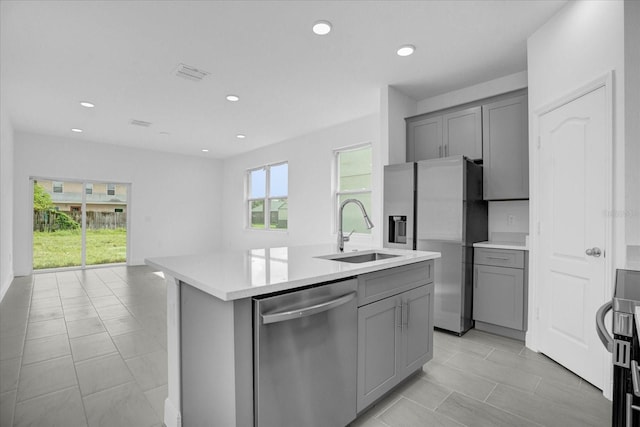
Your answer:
174;63;210;82
130;119;152;127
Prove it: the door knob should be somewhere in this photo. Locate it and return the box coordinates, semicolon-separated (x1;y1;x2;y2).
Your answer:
585;247;602;257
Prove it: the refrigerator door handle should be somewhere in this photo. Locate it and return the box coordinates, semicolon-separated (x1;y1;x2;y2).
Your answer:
595;301;613;353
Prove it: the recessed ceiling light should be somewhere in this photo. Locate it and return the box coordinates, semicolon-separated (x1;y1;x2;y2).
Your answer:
397;45;416;57
312;20;332;36
80;101;95;108
236;134;246;139
226;95;240;102
201;149;209;153
71;128;83;133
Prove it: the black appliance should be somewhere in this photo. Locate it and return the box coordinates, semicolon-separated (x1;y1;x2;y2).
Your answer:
597;269;640;426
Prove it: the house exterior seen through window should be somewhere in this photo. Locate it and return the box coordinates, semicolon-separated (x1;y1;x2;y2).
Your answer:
335;144;372;234
247;162;288;230
52;181;63;193
107;183;116;196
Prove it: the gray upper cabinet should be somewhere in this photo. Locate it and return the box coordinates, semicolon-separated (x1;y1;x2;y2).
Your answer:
482;93;529;200
407;106;482;162
442;106;482;160
407;115;443;161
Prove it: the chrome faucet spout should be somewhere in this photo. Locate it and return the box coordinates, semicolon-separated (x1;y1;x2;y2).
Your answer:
338;199;374;252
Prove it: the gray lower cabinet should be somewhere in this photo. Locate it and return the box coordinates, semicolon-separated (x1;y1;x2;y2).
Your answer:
356;263;434;412
473;248;527;340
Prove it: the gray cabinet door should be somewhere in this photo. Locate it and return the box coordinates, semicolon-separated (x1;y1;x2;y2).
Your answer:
473;265;524;330
482;94;529;200
400;284;433;377
357;295;401;412
407;115;442;161
442;106;482;160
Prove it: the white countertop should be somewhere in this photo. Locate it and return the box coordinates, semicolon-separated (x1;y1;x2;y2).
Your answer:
473;241;529;251
145;244;440;301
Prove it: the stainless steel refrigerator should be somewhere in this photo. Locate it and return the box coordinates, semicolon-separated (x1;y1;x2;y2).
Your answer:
383;156;487;335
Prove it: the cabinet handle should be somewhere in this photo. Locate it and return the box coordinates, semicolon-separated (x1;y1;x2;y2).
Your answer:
405;302;410;327
396;303;402;329
439;146;442;157
486;256;510;261
402;302;409;328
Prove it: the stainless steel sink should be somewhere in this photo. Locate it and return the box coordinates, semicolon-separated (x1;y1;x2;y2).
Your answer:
318;252;400;264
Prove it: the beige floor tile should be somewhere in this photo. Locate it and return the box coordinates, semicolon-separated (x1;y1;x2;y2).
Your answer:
75;353;134;397
22;333;71;365
13;386;87;427
0;358;21;393
436;391;539;427
83;382;160;427
16;356;77;402
70;332;118;362
379;396;463;427
25;317;67;340
67;317;106;339
124;350;167;391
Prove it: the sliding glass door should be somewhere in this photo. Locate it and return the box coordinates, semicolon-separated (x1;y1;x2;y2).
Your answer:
32;178;128;270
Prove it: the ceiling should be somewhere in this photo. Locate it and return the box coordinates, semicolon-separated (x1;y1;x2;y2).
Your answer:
0;0;567;159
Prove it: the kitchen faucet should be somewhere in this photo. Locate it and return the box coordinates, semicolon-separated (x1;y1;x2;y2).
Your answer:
338;198;374;252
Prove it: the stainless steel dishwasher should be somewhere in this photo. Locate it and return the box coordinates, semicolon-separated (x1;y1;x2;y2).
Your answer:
253;278;358;427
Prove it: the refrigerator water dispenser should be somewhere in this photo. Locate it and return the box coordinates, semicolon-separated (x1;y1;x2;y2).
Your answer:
388;215;407;244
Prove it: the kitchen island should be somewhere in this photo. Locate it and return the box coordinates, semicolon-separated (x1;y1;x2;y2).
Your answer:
146;244;440;427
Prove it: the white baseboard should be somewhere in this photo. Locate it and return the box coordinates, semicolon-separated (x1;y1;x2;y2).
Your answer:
164;398;182;427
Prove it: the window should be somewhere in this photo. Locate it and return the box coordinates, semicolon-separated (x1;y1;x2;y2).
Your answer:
85;183;93;195
107;183;116;196
247;162;288;230
335;144;372;234
53;181;63;193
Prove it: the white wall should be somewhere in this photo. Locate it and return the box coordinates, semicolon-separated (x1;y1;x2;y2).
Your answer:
528;0;626;269
488;201;530;238
381;86;418;166
221;115;380;251
416;71;528;115
0;108;14;300
13;132;224;275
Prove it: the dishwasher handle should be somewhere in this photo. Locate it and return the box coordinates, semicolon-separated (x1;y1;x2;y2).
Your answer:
596;300;613;353
261;292;356;325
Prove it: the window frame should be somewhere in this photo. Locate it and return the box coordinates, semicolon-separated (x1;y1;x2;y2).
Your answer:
246;161;288;231
85;183;93;195
334;143;373;235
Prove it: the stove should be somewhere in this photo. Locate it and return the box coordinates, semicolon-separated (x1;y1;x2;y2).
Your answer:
597;269;640;426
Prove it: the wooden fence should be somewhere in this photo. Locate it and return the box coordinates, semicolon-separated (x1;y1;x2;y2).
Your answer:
34;210;127;231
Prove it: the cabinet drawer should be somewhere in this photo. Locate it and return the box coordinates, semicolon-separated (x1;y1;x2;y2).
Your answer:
474;248;524;269
358;261;432;307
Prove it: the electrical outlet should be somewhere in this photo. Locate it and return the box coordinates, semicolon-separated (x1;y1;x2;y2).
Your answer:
507;215;515;225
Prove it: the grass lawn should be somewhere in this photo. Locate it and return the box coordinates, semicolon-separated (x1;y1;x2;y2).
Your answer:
33;228;127;269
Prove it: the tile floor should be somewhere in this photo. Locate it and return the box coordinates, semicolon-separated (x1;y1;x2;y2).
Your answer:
0;265;612;427
0;266;167;427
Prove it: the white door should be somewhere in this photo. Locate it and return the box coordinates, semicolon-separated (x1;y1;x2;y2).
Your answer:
538;85;610;388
